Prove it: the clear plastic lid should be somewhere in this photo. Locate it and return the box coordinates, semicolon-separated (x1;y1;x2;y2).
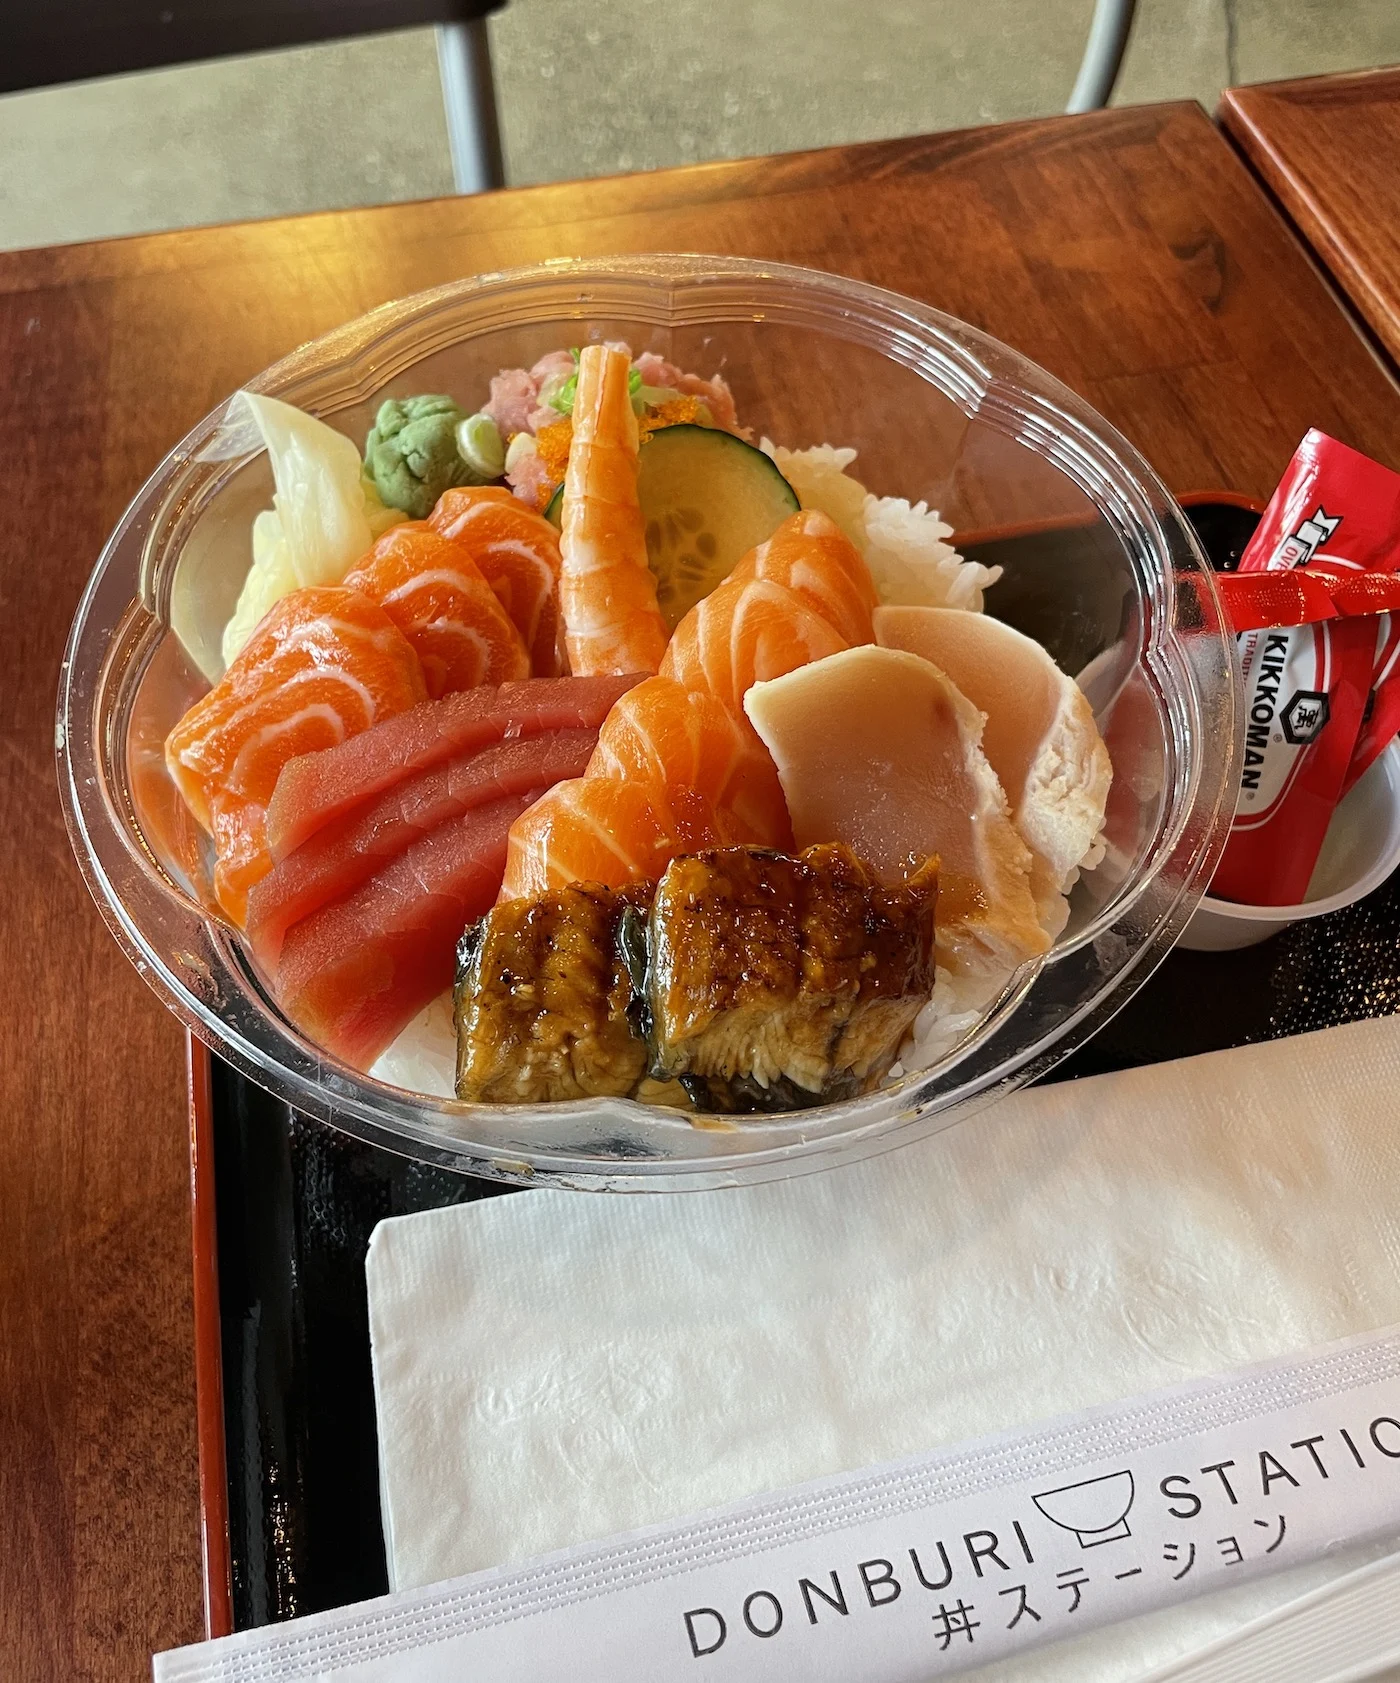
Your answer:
58;255;1239;1189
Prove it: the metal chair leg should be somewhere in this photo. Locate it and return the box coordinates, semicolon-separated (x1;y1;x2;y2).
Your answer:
436;16;506;194
1067;0;1138;112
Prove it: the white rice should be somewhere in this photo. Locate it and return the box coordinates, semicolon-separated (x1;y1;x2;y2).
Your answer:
890;966;1009;1081
370;991;456;1099
761;441;1002;612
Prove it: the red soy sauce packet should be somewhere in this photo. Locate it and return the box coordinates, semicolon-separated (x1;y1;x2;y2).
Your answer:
1211;430;1400;908
1346;613;1400;797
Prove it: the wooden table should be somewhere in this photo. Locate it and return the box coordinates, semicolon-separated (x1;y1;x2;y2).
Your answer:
1220;66;1400;368
4;99;1399;1683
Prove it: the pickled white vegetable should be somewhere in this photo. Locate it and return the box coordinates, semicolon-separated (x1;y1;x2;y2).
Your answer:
214;394;406;669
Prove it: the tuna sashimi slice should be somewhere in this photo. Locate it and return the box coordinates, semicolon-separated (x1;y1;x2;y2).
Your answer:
265;672;642;861
246;728;598;967
276;788;540;1069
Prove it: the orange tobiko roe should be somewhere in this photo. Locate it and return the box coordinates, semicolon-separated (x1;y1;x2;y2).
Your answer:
531;402;716;507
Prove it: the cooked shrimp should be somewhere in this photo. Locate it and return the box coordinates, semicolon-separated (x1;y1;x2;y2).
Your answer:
557;344;670;677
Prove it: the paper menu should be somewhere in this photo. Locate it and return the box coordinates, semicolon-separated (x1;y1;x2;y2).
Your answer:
155;1322;1400;1683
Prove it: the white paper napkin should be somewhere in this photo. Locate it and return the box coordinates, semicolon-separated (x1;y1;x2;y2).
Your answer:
367;1014;1400;1679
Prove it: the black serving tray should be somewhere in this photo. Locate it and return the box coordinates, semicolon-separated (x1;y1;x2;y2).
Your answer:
200;500;1400;1633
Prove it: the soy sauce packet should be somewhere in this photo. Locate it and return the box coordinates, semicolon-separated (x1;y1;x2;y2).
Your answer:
1211;430;1400;908
1347;611;1400;797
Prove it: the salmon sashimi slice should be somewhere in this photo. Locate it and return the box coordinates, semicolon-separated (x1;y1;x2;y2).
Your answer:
264;672;642;861
276;788;541;1069
344;521;530;698
246;728;599;967
660;575;853;725
586;675;792;849
499;776;728;900
165;585;427;924
659;511;877;724
429;486;564;677
745;508;879;645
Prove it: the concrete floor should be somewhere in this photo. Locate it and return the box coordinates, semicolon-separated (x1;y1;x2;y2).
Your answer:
0;0;1397;252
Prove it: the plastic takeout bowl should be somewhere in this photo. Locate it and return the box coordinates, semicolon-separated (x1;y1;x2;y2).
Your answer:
1181;736;1400;951
58;254;1239;1190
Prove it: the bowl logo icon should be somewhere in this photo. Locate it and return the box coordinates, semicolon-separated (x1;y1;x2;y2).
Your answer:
1031;1469;1135;1547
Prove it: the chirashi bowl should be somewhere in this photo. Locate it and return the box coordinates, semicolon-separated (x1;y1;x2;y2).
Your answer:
58;255;1240;1190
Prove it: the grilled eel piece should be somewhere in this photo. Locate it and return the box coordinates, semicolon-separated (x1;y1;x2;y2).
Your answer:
629;843;939;1112
456;844;937;1112
455;882;654;1103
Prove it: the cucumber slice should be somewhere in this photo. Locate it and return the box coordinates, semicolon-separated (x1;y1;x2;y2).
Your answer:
544;425;799;627
640;427;800;625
